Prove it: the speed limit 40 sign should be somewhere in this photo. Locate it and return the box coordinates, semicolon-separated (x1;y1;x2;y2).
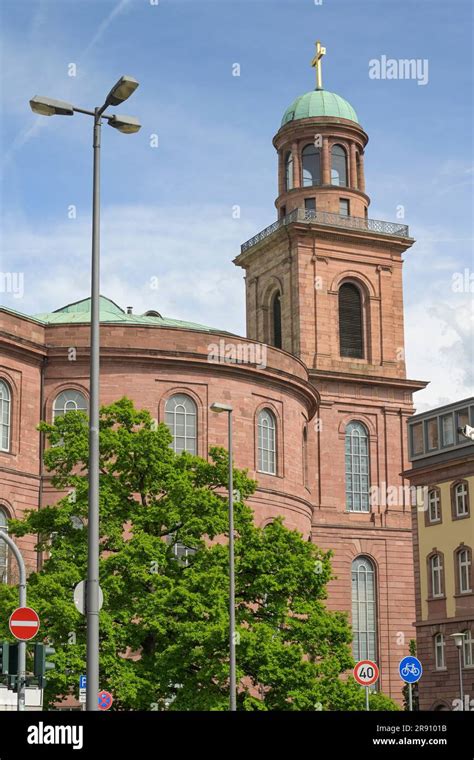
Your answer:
353;660;379;686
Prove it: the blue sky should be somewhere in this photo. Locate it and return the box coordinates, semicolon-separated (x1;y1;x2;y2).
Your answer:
1;0;473;411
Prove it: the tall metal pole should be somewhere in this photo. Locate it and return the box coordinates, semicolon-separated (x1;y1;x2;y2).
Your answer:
86;108;101;712
227;411;236;711
0;533;26;711
458;646;464;710
365;686;369;711
408;683;413;711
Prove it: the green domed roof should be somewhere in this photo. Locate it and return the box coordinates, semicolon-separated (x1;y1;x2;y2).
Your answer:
281;89;359;126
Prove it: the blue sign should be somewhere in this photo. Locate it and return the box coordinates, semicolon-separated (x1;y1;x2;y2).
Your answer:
399;656;422;683
79;675;87;689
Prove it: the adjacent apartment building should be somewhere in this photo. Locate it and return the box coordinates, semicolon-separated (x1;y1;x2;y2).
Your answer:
405;398;474;710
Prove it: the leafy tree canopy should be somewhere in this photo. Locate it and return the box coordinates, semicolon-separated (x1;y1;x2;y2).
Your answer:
0;398;398;711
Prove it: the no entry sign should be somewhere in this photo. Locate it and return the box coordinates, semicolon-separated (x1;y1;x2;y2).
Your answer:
9;606;40;641
353;659;379;687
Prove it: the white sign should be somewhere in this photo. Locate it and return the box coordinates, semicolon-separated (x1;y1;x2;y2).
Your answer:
73;581;104;616
353;659;379;686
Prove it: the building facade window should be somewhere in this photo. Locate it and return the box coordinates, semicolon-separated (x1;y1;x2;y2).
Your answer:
53;389;88;421
434;633;445;670
428;489;441;523
430;554;444;598
345;421;370;512
456;408;469;442
411;422;424;456
426;418;439;451
339;282;364;359
164;394;197;455
331;144;348;186
0;380;11;452
285;151;293;191
302;144;321;187
302;425;308;486
257;409;276;475
351;556;377;662
0;507;8;583
339;198;350;216
463;630;474;667
453;481;469;518
457;547;472;594
304;197;316;212
440;413;454;447
272;292;282;349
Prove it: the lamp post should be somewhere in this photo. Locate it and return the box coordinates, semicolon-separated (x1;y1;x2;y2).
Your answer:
30;76;141;711
210;402;236;711
451;632;466;710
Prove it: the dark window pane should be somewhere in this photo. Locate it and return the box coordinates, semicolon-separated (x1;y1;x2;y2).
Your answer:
412;422;423;455
426;418;439;450
302;144;321;187
339;283;363;358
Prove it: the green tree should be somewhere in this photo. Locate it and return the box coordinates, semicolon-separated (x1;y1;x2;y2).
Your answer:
0;398;398;711
402;639;420;711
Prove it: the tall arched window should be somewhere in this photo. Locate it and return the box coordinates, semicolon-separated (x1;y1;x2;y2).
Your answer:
302;425;308;486
53;389;88;421
302;144;321;187
352;556;377;662
430;554;444;598
257;409;276;475
462;629;474;667
285;151;294;191
0;380;11;452
331;144;348;186
165;394;197;455
457;547;472;594
0;507;9;583
272;292;282;349
345;421;370;512
434;633;445;670
339;282;364;358
453;481;469;518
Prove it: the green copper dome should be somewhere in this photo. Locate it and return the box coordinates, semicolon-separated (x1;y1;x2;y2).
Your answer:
281;89;359;127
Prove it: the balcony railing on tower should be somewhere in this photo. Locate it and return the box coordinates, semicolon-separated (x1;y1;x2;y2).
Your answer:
240;208;410;253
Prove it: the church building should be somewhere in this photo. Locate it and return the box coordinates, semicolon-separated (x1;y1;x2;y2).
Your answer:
0;45;426;704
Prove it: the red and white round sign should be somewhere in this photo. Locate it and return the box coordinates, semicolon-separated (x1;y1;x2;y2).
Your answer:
353;659;379;686
9;606;40;641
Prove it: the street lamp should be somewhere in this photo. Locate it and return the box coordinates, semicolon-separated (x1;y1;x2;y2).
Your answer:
451;632;466;710
210;401;236;711
29;76;141;711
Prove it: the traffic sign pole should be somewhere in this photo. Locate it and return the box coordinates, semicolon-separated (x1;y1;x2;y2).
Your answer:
0;532;27;711
408;683;413;712
365;686;369;711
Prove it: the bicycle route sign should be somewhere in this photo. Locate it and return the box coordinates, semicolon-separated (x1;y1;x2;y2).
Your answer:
353;660;379;687
399;656;422;683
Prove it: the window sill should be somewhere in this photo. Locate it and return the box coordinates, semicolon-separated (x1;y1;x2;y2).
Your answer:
427;596;447;602
452;513;470;521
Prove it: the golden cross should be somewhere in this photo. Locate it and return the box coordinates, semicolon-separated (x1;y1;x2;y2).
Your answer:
311;40;326;90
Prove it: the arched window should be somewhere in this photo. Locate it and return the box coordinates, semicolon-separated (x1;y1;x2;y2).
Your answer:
302;144;321;187
355;152;360;189
434;633;445;670
339;282;364;358
331;144;348;186
428;489;441;523
0;507;9;583
351;556;377;662
285;151;294;191
430;554;444;598
457;547;472;594
345;421;370;512
302;425;308;486
165;394;197;455
272;292;282;349
453;481;469;518
257;409;276;475
462;630;474;667
0;380;11;452
53;389;88;421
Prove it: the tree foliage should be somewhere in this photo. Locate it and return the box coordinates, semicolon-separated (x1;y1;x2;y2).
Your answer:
0;398;398;711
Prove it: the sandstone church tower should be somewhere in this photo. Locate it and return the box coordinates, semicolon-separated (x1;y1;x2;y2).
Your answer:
235;43;426;698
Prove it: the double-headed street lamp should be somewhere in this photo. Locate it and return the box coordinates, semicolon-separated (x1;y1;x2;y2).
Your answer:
210;402;236;711
30;75;141;711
